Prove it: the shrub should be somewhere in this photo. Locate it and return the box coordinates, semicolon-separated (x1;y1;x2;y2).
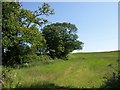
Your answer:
19;54;40;64
101;72;120;88
2;67;21;88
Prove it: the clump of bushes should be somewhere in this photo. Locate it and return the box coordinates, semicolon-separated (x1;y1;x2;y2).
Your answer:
101;72;120;88
2;67;21;88
19;55;58;68
19;54;40;63
101;63;120;88
40;55;54;64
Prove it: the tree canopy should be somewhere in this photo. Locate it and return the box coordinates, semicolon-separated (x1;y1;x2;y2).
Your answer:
42;22;83;59
2;2;54;65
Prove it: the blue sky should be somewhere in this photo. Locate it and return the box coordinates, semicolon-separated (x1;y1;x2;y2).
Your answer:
21;2;118;52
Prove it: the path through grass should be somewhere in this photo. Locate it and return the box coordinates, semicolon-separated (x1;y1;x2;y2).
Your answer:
6;51;118;88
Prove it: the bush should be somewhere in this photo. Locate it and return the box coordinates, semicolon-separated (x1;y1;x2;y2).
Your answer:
39;55;54;64
101;72;120;88
19;54;40;63
101;63;120;88
2;67;21;88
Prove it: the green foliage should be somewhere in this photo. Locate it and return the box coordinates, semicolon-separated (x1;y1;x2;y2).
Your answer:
3;45;32;65
101;72;120;88
2;2;54;65
2;67;21;88
101;63;120;88
2;2;21;47
42;22;83;59
39;55;55;64
19;54;40;64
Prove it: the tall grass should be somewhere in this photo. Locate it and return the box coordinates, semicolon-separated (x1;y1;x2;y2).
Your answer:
2;51;118;88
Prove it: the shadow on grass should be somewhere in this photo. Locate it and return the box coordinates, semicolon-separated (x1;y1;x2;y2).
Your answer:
2;81;71;90
19;83;68;88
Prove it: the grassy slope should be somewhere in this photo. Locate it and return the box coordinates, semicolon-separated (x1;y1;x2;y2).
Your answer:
12;51;118;88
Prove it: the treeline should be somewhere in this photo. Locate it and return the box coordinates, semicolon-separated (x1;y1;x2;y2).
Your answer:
2;2;83;66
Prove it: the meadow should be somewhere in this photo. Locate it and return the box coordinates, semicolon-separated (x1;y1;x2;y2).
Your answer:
2;51;119;88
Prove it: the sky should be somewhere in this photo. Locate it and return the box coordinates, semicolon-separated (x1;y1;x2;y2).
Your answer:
21;2;118;52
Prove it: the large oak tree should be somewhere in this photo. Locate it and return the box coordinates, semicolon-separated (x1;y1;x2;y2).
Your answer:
42;22;83;59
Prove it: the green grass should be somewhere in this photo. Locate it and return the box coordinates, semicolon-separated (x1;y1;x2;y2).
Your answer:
2;51;118;88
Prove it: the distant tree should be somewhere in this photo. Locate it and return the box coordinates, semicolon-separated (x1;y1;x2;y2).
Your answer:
42;22;83;59
2;2;54;65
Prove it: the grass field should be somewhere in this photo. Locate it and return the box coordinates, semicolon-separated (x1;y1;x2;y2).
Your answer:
2;51;118;88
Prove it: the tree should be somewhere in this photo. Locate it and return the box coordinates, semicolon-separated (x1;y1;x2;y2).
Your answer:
42;22;83;59
2;2;54;65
